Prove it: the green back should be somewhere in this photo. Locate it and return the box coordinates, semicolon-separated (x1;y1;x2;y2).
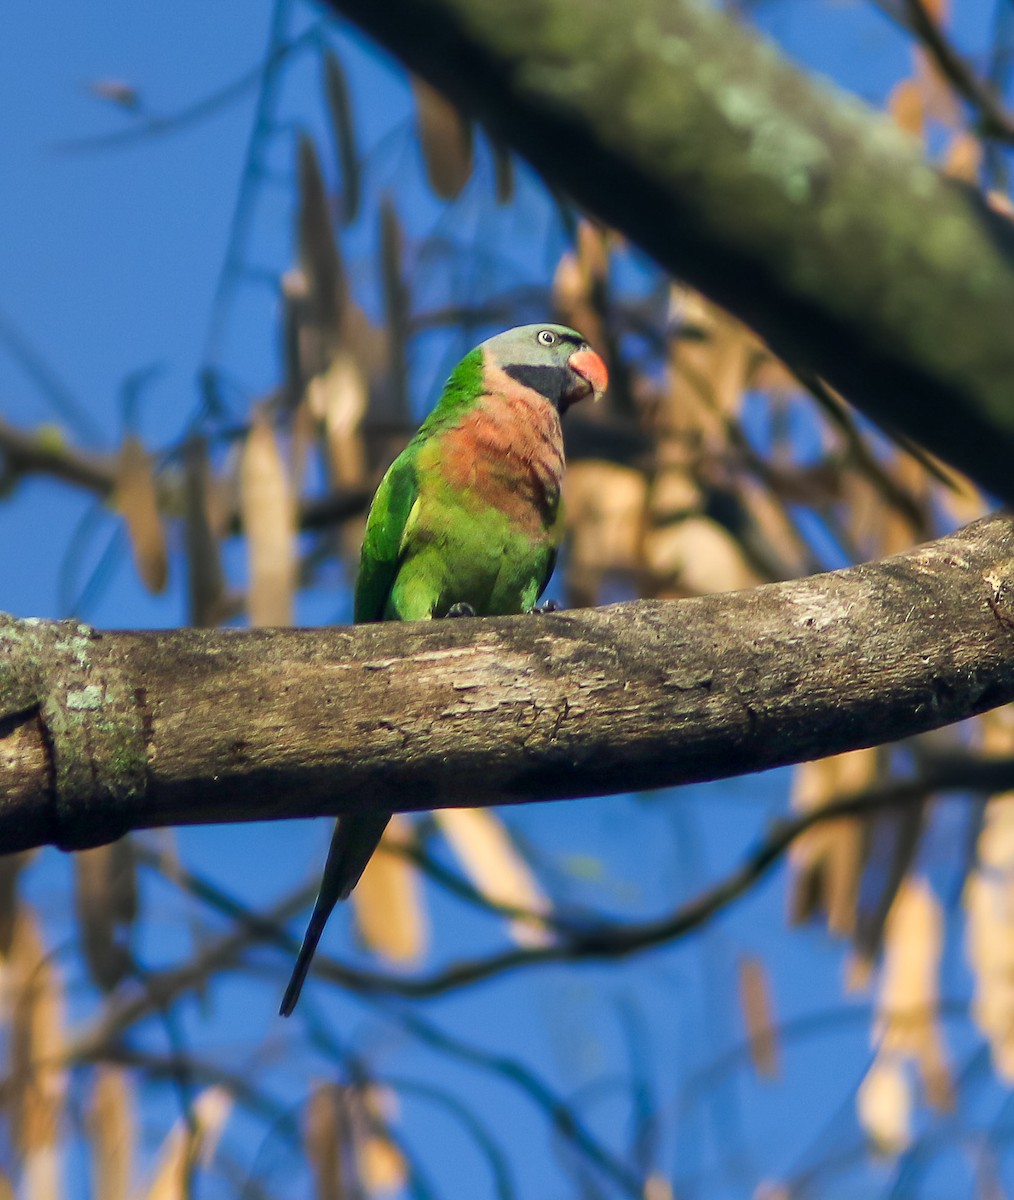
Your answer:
353;453;419;622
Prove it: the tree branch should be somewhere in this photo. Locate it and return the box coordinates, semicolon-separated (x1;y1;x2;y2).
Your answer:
2;514;1014;854
323;0;1014;503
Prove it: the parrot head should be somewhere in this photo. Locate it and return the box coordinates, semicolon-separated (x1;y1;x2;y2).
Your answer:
488;323;608;412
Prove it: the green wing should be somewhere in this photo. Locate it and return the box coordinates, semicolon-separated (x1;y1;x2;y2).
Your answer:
353;451;419;623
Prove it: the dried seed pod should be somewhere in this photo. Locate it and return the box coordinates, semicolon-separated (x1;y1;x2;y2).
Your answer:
322;50;360;224
352;815;428;964
411;77;473;199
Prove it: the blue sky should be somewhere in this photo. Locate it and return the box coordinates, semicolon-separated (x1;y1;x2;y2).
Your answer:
2;1;1010;1197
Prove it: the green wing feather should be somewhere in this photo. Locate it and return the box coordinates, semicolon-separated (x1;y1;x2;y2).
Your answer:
353;452;419;622
354;348;485;623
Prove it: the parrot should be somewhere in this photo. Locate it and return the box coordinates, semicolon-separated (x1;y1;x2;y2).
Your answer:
279;322;608;1016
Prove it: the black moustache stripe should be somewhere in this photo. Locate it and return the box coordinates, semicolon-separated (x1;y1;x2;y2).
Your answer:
504;362;568;404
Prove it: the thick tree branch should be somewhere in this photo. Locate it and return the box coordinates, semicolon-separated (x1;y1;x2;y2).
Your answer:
2;514;1014;854
324;0;1014;503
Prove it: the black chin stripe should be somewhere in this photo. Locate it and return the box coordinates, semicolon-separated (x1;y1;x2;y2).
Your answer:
504;363;566;404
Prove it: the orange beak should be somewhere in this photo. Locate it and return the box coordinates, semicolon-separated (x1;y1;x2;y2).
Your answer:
564;346;609;408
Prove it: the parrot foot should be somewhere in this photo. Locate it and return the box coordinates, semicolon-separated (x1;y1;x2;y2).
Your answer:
532;599;562;614
445;602;477;618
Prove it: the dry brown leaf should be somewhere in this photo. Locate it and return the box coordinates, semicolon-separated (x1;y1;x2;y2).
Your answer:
849;799;927;983
987;190;1014;220
644;1176;675;1200
788;749;878;937
74;839;136;992
564;461;647;604
297;135;344;367
352;1085;407;1195
289;395;316;498
307;351;369;490
114;437;167;594
879;877;941;1027
322;50;360;224
555;221;609;351
142;1087;231;1200
736;476;815;579
933;461;986;526
87;1066;134;1200
183;437;229;628
412;77;473;199
0;850;33;958
888;79;924;138
577;219;609;286
281;267;314;405
552;251;596;352
913;46;962;128
666;291;753;439
304;1083;347;1200
436;808;554;947
737;955;780;1079
873;877;953;1111
942;130;983;182
966;791;1014;1081
836;469;883;561
3;907;66;1194
981;705;1014;756
240;413;296;628
645;516;758;597
858;1056;912;1156
342;300;391;388
352;815;428;963
87;79;142;110
753;1185;790;1200
875;453;929;557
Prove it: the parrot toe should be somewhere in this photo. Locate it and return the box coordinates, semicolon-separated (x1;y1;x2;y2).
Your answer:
445;601;478;618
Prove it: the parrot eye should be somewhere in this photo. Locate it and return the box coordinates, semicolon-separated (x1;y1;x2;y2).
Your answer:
537;329;557;346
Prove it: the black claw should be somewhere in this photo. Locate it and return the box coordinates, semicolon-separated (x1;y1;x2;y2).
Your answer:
445;602;477;618
532;599;562;614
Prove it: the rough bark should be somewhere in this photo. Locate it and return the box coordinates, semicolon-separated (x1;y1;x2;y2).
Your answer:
323;0;1014;504
1;514;1014;855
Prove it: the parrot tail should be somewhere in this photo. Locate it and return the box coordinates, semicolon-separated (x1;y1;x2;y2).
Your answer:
279;810;392;1016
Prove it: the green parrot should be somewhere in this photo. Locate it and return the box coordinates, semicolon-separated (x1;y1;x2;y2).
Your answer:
279;323;608;1015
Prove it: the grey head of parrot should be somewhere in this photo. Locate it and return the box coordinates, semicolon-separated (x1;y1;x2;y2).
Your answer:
484;323;609;412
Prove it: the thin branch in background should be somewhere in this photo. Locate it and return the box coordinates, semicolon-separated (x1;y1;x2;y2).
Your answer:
199;0;297;388
58;510;125;619
122;755;1014;1013
382;1076;518;1200
54;27;321;155
93;1044;298;1140
390;1007;645;1196
0;304;105;443
873;0;1014;141
783;1044;995;1199
983;0;1014;187
902;0;1014;140
319;1007;646;1198
0;415;116;495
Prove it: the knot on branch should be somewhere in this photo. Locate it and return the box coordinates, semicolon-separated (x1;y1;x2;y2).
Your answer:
0;614;148;850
